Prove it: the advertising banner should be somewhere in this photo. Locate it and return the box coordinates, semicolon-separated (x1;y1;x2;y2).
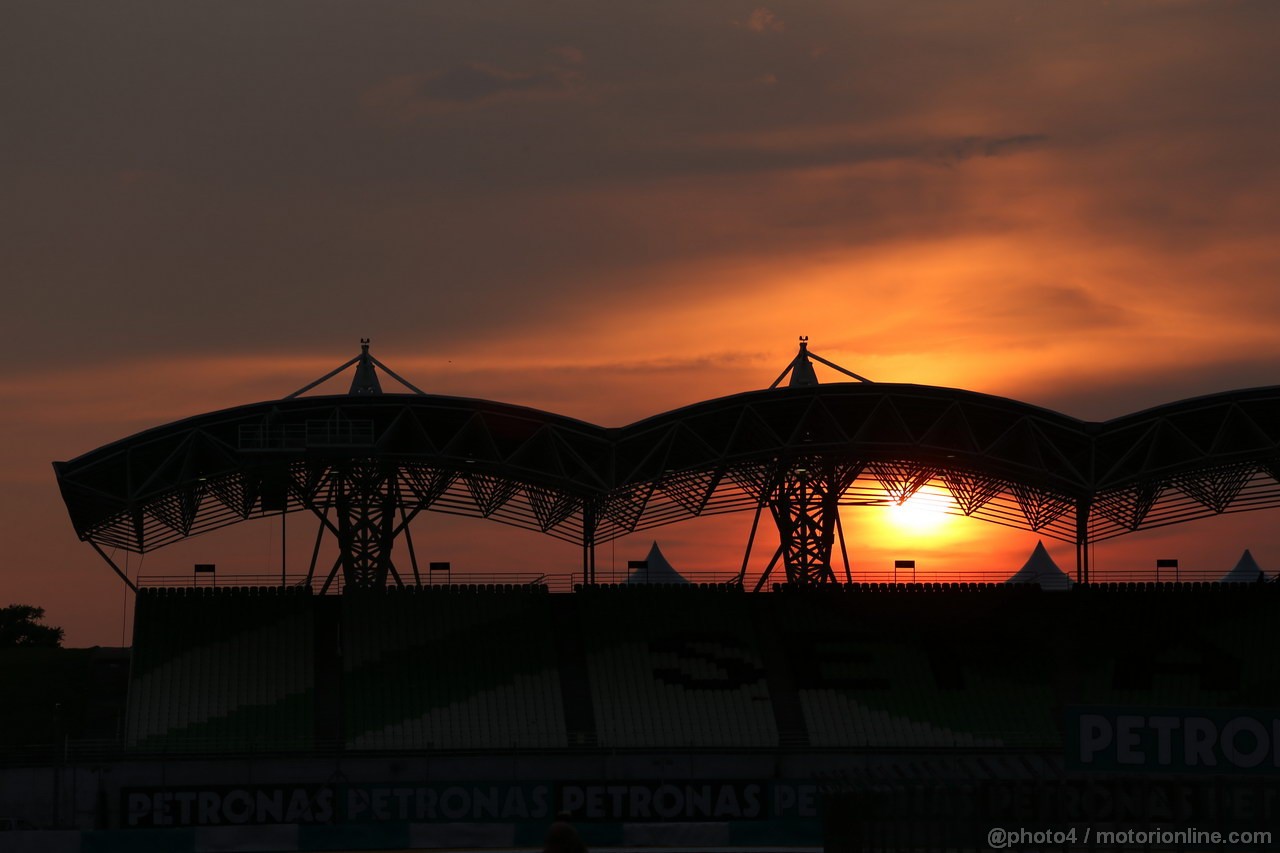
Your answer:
122;780;823;827
1066;707;1280;774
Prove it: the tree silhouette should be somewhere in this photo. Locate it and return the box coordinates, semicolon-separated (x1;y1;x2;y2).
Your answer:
0;605;64;647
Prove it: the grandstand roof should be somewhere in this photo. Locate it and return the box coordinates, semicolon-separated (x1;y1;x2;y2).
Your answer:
52;343;1280;559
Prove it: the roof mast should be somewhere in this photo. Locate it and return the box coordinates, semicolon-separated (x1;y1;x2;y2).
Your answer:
769;336;872;388
285;339;428;398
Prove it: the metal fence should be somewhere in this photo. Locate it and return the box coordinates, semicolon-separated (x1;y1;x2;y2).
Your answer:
136;566;1253;592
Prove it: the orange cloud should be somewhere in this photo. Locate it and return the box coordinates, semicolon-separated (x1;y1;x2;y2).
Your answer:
740;7;786;33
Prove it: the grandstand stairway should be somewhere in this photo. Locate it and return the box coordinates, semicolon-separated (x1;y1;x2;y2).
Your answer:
313;596;344;746
550;595;598;747
749;600;809;747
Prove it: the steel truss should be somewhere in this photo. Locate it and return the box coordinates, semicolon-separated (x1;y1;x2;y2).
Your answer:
55;344;1280;590
329;462;400;590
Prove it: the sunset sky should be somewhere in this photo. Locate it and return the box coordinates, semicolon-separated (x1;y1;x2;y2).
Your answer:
5;1;1280;645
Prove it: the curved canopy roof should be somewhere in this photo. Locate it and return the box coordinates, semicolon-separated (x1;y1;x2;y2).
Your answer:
53;348;1280;555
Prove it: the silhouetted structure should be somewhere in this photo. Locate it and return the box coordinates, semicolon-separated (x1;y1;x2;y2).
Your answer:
623;542;689;584
5;581;1280;843
1005;541;1072;590
54;339;1280;589
108;580;1280;754
1220;548;1270;583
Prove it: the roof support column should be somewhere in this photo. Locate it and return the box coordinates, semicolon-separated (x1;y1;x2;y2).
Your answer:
88;540;139;594
332;461;401;590
1075;496;1091;584
581;501;598;585
767;458;855;587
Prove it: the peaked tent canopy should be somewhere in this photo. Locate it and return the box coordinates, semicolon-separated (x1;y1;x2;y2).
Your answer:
1006;540;1073;590
1220;549;1269;583
625;541;690;584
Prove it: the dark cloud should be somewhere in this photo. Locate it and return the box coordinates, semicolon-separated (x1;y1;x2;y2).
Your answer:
956;283;1135;336
1023;355;1280;423
982;134;1049;158
361;62;580;124
422;63;564;103
925;134;1053;165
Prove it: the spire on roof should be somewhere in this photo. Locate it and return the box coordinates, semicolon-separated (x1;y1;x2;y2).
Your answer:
348;339;383;395
285;339;429;399
769;336;872;388
789;337;819;387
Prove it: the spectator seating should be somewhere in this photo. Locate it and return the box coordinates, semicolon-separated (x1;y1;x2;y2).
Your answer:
127;586;314;752
342;585;566;749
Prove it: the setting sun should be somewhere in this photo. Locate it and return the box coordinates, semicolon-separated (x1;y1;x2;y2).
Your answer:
884;484;956;536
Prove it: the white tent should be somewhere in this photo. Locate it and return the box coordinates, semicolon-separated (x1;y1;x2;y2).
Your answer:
1006;541;1073;590
1219;549;1269;584
624;541;690;584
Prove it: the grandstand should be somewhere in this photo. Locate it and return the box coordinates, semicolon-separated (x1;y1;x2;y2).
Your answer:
127;586;315;753
107;580;1280;757
342;586;566;750
5;579;1279;850
10;342;1279;850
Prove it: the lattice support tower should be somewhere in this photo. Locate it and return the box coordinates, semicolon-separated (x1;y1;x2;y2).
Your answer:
755;338;871;588
768;460;854;586
330;462;401;590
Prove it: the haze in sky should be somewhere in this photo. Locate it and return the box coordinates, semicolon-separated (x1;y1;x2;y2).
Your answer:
4;1;1279;645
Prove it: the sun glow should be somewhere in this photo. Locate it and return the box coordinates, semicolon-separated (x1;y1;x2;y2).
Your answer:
885;485;956;536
